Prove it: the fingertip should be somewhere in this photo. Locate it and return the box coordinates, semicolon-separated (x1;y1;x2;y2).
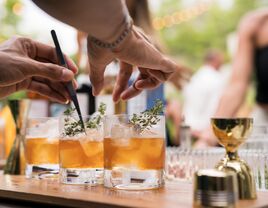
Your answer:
73;80;78;89
120;94;127;101
134;80;144;89
92;88;99;96
65;55;78;74
113;96;120;103
61;69;74;81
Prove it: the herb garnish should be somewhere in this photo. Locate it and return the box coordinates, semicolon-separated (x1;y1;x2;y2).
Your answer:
62;103;106;137
86;102;106;129
130;99;163;132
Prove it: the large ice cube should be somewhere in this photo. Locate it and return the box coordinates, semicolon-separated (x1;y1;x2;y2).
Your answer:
27;119;59;138
111;124;132;139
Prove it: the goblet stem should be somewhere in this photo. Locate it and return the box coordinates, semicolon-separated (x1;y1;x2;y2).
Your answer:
226;151;239;161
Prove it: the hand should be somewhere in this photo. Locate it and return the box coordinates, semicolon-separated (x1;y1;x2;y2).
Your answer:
0;37;78;103
87;26;184;102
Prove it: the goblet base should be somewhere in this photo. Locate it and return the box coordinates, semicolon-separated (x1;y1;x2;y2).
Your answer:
215;155;256;200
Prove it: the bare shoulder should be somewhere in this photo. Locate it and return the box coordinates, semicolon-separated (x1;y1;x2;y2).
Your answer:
255;19;268;48
238;8;268;40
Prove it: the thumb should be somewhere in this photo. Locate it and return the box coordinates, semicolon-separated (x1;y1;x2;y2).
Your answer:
28;60;74;81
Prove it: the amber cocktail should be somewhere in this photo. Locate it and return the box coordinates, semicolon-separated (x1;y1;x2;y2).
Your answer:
59;115;103;185
25;117;59;179
104;115;166;190
60;139;103;169
25;138;59;165
104;137;165;170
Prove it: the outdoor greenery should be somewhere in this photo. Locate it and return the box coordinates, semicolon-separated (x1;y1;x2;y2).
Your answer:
155;0;268;69
0;0;21;42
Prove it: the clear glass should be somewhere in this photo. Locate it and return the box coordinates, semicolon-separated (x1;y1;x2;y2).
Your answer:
59;115;103;185
25;117;59;179
103;114;166;190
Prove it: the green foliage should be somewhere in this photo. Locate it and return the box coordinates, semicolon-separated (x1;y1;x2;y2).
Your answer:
156;0;265;69
0;0;22;42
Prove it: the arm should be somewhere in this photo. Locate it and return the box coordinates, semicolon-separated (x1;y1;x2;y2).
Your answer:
33;0;184;101
33;0;128;42
215;9;268;117
215;34;254;117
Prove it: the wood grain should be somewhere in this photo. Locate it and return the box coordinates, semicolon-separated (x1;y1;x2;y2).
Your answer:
0;175;267;208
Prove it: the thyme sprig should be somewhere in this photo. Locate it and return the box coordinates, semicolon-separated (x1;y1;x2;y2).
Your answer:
86;102;106;129
130;99;163;132
62;103;106;137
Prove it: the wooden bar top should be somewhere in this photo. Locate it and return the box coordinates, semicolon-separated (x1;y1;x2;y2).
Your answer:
0;175;268;208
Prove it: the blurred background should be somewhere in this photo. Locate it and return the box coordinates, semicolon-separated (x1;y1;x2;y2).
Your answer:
1;0;268;156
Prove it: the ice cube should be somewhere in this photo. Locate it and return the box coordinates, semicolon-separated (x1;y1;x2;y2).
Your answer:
79;137;103;158
111;124;132;139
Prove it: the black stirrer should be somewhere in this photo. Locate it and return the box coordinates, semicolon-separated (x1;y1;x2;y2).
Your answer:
51;30;86;133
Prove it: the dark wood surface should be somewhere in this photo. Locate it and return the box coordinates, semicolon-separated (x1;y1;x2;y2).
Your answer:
0;175;268;208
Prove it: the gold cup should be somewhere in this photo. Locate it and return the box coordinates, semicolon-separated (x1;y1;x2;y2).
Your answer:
211;118;256;200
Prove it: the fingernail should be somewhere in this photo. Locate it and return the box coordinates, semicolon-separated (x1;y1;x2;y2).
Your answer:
61;69;73;81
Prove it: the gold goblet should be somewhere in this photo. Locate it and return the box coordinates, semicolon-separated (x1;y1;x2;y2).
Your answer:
211;118;256;200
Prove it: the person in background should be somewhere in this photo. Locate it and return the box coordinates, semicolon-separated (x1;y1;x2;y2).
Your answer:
33;0;187;103
196;8;268;147
182;49;227;137
0;36;77;103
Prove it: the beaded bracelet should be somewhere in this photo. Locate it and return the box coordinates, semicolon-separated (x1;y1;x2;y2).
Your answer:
90;20;133;49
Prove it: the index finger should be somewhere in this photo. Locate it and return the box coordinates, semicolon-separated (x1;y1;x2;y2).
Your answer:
33;40;78;74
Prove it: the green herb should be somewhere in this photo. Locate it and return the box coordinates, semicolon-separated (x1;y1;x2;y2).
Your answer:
86;103;106;129
130;99;163;131
63;107;75;116
62;103;106;136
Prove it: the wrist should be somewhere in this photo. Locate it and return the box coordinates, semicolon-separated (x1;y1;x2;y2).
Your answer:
89;17;133;49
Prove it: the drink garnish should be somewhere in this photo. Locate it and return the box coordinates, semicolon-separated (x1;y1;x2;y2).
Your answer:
86;102;106;129
130;99;163;132
62;103;106;137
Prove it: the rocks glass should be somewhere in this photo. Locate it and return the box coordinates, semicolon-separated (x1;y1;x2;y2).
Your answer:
59;115;103;185
103;114;166;190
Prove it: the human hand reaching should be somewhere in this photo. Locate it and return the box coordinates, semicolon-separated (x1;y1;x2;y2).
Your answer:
0;37;78;103
87;26;185;102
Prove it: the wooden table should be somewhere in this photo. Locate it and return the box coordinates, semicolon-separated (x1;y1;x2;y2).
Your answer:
0;175;268;208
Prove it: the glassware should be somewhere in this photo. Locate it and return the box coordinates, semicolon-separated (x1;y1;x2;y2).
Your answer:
211;118;257;199
25;117;59;179
103;114;165;190
165;147;268;191
59;115;103;185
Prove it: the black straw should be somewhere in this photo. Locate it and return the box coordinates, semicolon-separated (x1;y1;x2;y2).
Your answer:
51;30;86;133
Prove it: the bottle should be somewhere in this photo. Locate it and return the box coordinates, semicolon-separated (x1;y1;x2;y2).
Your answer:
180;117;191;149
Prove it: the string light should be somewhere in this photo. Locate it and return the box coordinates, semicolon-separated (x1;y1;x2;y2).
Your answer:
12;2;23;16
153;3;211;30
